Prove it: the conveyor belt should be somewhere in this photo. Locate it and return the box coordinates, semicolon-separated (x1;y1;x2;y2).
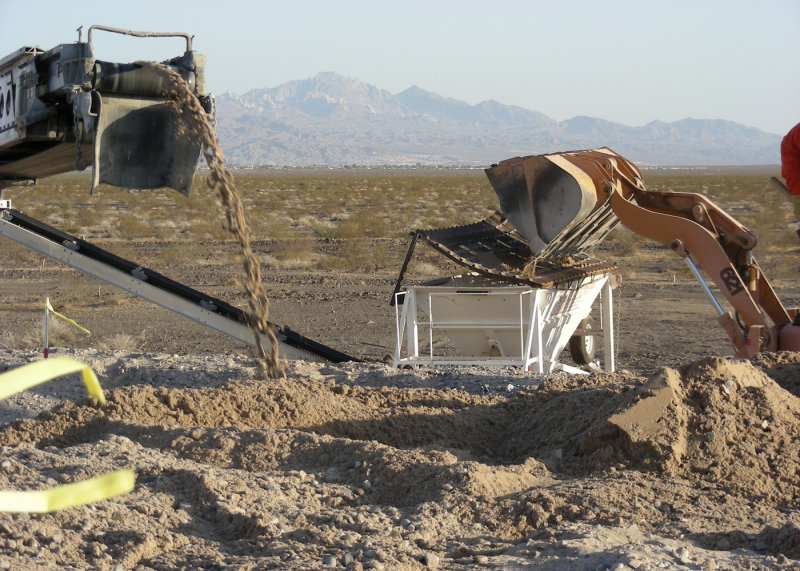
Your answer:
0;208;354;363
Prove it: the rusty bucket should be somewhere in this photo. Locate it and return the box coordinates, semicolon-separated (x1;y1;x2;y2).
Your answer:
484;147;644;260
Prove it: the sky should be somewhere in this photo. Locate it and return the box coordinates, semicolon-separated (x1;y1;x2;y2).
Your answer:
3;0;798;135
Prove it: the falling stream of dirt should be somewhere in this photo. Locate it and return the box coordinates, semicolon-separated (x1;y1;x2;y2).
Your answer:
139;60;283;379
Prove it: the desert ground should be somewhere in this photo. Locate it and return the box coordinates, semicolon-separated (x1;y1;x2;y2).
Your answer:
0;168;798;569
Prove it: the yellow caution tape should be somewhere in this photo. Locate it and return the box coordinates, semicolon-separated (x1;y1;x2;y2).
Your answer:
0;469;135;513
0;357;106;405
45;299;90;335
0;359;134;512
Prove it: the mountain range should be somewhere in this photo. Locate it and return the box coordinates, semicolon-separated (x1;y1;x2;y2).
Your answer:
214;72;781;167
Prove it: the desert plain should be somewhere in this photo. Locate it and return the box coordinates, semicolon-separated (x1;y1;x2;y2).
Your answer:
0;167;797;569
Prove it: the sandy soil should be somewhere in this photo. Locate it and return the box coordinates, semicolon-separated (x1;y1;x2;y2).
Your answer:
0;238;799;570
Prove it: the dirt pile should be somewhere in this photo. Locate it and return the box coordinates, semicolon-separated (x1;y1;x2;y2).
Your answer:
580;355;800;489
0;351;797;569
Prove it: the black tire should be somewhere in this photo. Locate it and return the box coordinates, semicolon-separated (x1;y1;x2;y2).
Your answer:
569;316;596;365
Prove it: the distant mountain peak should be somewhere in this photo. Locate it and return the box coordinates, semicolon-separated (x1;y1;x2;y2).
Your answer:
399;84;430;94
214;74;781;167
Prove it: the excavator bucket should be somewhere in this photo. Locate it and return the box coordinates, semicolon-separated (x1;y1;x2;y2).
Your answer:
485;148;644;261
0;26;213;194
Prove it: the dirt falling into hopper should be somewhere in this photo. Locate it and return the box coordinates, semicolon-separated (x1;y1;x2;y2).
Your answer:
139;61;283;378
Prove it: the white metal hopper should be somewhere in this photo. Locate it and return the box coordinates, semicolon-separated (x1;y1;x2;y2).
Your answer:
393;273;614;374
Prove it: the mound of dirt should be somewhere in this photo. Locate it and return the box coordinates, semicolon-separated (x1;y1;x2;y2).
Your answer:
0;350;797;569
578;356;800;508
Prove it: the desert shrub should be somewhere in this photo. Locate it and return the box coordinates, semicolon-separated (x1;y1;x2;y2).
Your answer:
1;242;43;266
156;241;224;266
185;216;233;241
271;237;316;267
407;260;443;278
113;214;157;239
0;328;39;350
0;319;81;350
1;167;792;285
318;239;391;272
96;332;141;352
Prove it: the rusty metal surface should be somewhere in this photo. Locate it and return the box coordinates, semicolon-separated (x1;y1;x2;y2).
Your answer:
484;148;644;263
407;213;617;289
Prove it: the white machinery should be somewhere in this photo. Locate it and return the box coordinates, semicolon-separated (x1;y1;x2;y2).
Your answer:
393;273;614;374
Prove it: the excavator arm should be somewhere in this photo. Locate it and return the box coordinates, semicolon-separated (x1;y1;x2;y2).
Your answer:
484;148;800;358
607;180;797;356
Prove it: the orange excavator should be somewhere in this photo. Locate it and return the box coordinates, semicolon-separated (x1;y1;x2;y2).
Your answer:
485;148;800;358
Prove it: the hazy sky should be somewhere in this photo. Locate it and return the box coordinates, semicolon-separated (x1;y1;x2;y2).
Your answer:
4;0;798;135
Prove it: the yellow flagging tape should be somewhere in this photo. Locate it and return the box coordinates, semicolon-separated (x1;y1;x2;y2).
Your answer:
45;299;90;335
0;357;106;405
0;359;134;512
0;469;135;513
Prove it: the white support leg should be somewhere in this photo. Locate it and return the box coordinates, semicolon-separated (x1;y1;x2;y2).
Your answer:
393;292;409;367
601;278;615;372
406;289;419;360
523;294;536;370
44;296;50;359
534;290;544;374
